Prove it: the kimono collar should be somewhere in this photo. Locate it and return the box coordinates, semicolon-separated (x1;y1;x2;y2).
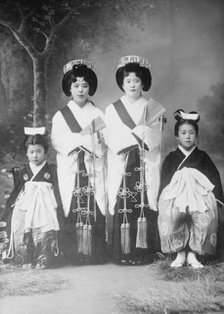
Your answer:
178;145;196;157
120;95;148;124
121;95;147;108
29;160;46;176
68;99;93;112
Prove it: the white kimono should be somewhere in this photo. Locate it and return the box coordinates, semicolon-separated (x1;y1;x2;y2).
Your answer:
104;95;166;214
51;100;107;217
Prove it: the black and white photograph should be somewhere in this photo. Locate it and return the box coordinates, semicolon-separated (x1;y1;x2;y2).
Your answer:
0;0;224;313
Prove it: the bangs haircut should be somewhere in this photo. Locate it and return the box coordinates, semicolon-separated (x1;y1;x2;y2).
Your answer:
62;64;97;97
24;134;49;153
174;120;199;137
116;62;152;92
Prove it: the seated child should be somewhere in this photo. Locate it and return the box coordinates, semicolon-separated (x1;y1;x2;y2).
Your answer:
0;127;62;269
158;110;224;268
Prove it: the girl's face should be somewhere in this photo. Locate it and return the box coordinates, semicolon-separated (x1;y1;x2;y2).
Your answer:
26;144;45;166
176;123;197;151
70;77;89;107
122;72;143;100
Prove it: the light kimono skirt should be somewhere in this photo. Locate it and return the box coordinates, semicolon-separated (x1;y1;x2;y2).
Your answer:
14;181;59;233
7;181;59;260
158;167;218;255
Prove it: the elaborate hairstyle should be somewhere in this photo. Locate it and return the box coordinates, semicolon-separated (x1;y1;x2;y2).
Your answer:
23;127;48;152
115;55;152;92
62;59;97;97
174;109;200;136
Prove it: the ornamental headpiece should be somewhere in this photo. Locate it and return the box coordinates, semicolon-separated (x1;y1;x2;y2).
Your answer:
63;59;94;74
174;109;200;123
24;127;46;135
117;55;151;69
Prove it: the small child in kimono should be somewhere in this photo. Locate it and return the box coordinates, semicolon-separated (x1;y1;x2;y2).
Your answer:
1;128;61;269
158;109;224;268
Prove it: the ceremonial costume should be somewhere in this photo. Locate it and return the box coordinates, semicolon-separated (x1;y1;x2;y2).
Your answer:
51;59;108;264
158;110;224;265
105;55;166;264
1;161;61;267
158;145;223;256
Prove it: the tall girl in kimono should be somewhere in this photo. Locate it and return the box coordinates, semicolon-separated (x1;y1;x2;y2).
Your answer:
1;129;61;269
158;110;224;268
105;55;166;265
51;59;108;265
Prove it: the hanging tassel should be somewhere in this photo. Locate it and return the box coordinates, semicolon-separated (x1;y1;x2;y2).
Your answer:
76;222;83;253
82;224;88;255
136;217;142;248
136;217;148;249
121;222;130;254
87;225;92;256
142;217;148;249
82;224;92;256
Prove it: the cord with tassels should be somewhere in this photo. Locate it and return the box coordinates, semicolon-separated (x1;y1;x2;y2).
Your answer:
90;123;97;222
82;160;93;256
74;152;84;254
136;105;148;249
119;154;132;255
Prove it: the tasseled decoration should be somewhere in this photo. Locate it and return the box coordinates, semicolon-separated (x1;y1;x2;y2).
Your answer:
82;224;92;256
121;222;130;254
87;225;92;256
136;217;148;249
76;221;83;253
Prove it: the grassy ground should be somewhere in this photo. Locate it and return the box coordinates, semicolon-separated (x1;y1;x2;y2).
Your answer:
116;259;224;314
0;263;70;298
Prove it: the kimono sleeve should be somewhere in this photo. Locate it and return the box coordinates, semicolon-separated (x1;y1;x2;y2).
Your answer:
0;167;25;222
158;153;175;198
131;121;162;152
51;111;83;156
48;164;65;226
203;152;224;203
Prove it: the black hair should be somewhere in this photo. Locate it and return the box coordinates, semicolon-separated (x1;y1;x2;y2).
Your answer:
24;134;49;153
62;64;97;97
174;120;199;137
115;62;152;92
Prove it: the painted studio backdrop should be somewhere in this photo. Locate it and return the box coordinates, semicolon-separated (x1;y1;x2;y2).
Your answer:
0;0;224;182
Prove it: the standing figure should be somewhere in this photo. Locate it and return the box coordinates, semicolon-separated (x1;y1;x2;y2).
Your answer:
158;110;224;268
105;55;166;265
1;128;61;269
51;59;108;265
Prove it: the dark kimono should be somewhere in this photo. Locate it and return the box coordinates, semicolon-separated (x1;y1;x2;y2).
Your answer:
158;146;224;259
0;162;63;268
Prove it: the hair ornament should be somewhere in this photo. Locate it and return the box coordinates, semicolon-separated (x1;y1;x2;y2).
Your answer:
63;59;94;74
24;127;46;135
174;109;200;123
117;55;151;69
